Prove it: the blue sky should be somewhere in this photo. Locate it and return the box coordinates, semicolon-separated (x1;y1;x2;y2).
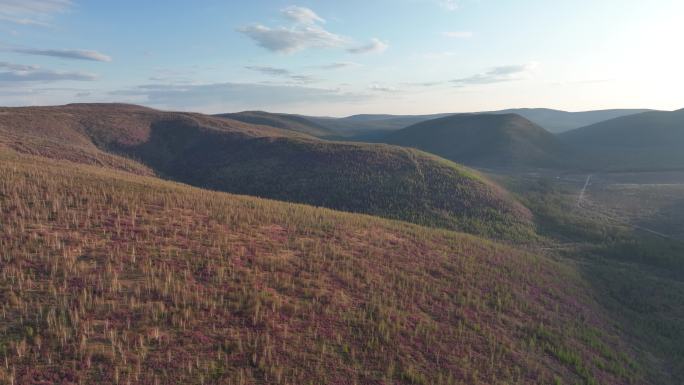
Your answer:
1;0;682;115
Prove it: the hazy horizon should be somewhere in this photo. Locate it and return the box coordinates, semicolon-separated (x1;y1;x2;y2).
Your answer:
1;0;683;115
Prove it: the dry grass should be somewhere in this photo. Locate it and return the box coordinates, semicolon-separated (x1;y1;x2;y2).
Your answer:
0;149;640;384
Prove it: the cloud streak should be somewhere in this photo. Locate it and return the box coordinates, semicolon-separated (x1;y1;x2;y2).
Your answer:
0;68;96;82
245;65;317;83
11;48;112;62
312;62;360;70
347;38;388;54
111;82;367;111
0;61;39;71
0;0;72;27
451;62;538;86
281;6;325;25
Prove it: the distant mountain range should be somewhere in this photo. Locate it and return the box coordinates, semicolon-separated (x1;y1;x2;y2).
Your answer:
297;108;652;136
489;108;654;133
560;108;684;170
252;107;681;171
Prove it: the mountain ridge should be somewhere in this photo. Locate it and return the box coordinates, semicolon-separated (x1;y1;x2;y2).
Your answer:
382;113;565;169
0;103;533;239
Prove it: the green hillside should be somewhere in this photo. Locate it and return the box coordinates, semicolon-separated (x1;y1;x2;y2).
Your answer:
0;104;532;239
383;113;565;169
560;109;684;170
216;111;336;138
490;108;652;133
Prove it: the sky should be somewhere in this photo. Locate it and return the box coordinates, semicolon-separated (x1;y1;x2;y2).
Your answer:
1;0;683;116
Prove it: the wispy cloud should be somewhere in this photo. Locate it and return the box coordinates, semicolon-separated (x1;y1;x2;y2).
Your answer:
0;65;96;82
0;0;72;27
245;65;317;83
347;38;388;54
368;83;399;93
0;61;39;71
111;82;367;111
11;47;112;62
443;31;472;38
312;62;361;70
451;62;539;86
245;65;291;77
281;6;325;25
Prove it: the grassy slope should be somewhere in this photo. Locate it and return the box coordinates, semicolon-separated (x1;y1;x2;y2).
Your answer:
0;104;533;240
383;113;564;169
0;148;642;385
215;111;336;138
559;109;684;171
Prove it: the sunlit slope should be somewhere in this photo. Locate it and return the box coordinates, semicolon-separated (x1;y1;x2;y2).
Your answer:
0;149;642;385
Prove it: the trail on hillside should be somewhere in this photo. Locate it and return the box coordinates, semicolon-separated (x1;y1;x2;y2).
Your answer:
576;174;681;242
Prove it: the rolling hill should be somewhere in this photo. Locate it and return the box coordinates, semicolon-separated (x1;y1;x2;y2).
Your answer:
382;113;565;169
301;109;649;137
216;111;336;138
560;108;684;170
0;103;532;239
305;113;451;136
0;147;645;385
490;108;653;134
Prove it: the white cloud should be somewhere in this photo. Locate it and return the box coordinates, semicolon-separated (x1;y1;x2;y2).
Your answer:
443;31;472;38
239;6;386;56
347;38;388;54
281;6;325;25
451;62;539;86
238;24;346;54
11;48;112;62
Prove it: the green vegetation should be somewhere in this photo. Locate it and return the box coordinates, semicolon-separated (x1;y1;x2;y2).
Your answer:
0;149;641;384
560;109;684;171
215;111;336;138
0;104;533;240
383;113;565;168
501;174;684;384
